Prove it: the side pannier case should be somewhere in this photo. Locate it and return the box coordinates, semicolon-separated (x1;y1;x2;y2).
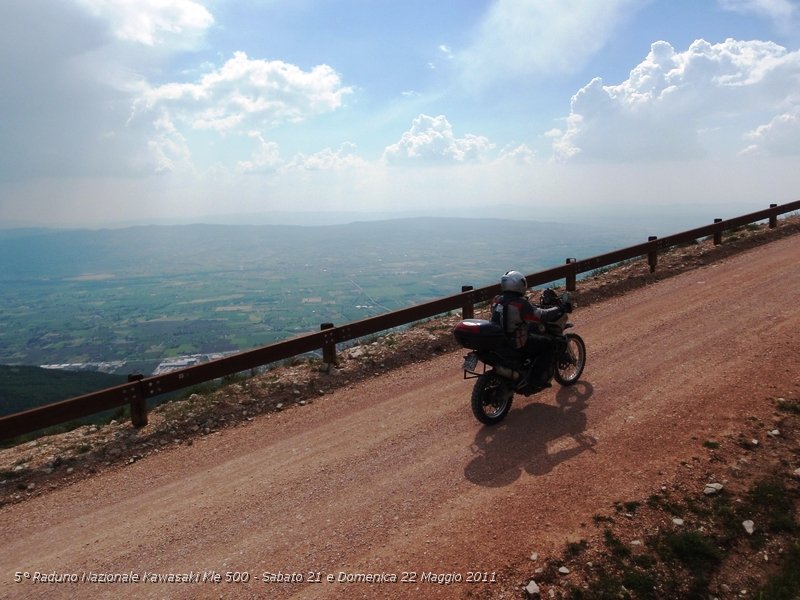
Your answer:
452;319;506;351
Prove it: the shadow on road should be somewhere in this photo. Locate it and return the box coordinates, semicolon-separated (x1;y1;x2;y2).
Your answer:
463;381;596;488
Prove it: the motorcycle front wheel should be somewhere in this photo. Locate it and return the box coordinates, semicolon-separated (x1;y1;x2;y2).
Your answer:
554;333;586;386
471;373;514;426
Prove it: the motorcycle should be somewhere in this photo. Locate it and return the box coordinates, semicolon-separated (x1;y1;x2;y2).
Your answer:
453;289;586;426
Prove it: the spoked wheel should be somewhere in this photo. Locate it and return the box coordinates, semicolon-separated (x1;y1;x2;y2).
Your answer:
554;333;586;386
471;373;514;426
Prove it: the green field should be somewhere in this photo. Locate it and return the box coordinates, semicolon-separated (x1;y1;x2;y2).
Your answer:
0;218;637;372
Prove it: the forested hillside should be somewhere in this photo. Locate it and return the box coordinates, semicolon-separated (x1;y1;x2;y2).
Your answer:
0;365;125;417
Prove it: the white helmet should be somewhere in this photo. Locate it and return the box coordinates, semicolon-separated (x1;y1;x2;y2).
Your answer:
500;270;527;294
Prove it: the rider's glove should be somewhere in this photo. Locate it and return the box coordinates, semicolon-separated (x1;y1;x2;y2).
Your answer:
563;302;573;314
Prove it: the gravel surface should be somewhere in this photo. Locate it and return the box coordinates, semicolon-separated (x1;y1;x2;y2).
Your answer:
1;226;798;600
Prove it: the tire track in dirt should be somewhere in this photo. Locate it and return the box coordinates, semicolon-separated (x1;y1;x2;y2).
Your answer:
1;235;798;600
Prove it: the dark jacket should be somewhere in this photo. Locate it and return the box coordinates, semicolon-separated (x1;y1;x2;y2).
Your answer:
490;291;563;349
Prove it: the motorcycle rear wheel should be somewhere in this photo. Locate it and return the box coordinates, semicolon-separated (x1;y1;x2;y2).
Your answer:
554;333;586;386
471;373;514;426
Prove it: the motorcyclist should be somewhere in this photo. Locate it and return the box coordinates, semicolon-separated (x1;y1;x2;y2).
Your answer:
490;270;570;388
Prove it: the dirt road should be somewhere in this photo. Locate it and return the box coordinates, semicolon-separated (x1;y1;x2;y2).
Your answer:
1;235;798;600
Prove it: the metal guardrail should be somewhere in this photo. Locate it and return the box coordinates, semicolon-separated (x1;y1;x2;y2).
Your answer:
1;200;798;441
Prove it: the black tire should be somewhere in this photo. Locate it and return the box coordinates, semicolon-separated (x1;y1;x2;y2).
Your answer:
471;373;514;426
554;333;586;386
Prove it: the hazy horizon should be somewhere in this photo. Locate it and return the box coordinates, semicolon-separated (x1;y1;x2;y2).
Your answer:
0;217;640;371
1;2;799;229
0;199;783;240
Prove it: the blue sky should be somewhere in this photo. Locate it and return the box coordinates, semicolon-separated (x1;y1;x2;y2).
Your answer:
1;0;799;228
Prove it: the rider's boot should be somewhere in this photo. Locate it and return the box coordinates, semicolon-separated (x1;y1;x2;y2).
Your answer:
532;357;552;388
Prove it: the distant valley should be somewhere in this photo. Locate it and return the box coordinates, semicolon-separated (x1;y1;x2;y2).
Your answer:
0;218;640;378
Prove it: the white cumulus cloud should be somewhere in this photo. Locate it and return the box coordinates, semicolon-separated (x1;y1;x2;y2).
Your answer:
76;0;214;47
287;143;368;171
498;144;536;165
237;134;282;174
459;0;642;88
137;52;352;133
552;38;800;162
383;115;495;164
147;111;192;173
741;108;800;155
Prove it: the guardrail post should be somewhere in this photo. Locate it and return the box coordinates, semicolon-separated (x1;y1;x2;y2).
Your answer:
565;258;577;291
6;199;799;443
320;323;337;366
769;203;778;228
461;286;474;319
127;374;148;427
647;237;658;273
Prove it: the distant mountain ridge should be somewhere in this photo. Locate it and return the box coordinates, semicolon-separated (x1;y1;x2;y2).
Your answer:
0;217;637;281
0;217;642;375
